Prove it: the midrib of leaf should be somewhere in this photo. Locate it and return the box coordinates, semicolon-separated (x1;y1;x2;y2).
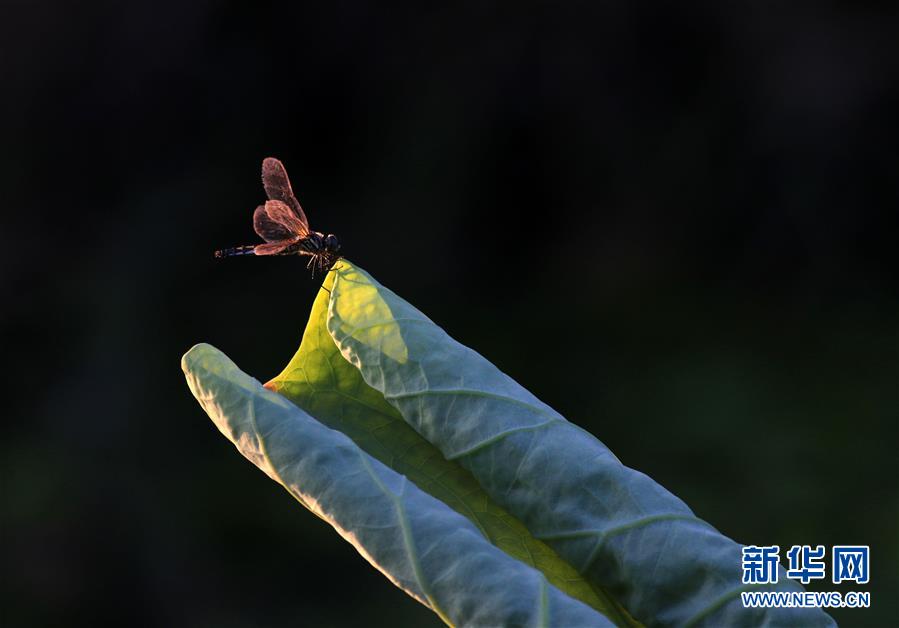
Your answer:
266;265;640;628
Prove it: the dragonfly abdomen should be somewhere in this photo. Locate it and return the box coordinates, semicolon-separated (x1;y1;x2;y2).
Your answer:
214;245;257;258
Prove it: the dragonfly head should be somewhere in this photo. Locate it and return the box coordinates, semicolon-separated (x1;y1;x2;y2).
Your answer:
324;233;341;253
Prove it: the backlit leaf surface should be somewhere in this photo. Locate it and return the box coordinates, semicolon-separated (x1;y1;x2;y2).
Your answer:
183;260;836;628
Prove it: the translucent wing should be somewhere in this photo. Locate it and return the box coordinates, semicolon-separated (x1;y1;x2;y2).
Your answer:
254;240;296;255
262;157;310;228
253;203;300;241
257;200;309;238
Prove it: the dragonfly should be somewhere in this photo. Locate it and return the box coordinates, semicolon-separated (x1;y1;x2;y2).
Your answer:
214;157;341;274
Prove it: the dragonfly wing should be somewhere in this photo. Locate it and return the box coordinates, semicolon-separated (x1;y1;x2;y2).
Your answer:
263;200;309;237
254;240;296;255
262;157;310;228
253;204;296;241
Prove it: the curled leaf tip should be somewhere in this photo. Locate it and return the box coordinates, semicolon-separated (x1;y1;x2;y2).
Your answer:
181;342;221;374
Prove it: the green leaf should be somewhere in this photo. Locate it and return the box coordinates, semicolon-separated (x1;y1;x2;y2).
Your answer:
183;343;613;627
267;265;638;627
184;260;835;627
322;261;836;628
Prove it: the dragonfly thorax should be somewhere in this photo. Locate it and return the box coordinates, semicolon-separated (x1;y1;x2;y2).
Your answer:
295;231;342;274
301;231;340;253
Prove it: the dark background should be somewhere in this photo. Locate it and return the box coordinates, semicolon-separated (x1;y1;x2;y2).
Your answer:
3;1;897;626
